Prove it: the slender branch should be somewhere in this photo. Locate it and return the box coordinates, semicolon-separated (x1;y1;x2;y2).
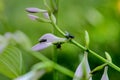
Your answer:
30;51;74;77
50;18;120;73
89;50;120;72
50;0;58;14
51;23;65;36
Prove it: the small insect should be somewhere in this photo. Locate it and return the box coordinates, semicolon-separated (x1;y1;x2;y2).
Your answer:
56;43;61;48
54;42;62;49
39;39;47;43
65;32;74;39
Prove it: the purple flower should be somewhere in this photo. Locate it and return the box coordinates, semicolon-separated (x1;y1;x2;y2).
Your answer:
26;7;50;21
26;7;47;13
73;52;92;80
32;33;66;51
101;66;109;80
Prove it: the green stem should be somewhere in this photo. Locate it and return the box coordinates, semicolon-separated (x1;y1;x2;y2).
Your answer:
51;0;60;80
71;40;120;72
53;63;74;77
52;46;58;80
89;50;120;72
43;0;51;12
50;0;57;12
51;0;59;79
50;19;120;73
30;51;74;77
51;23;65;36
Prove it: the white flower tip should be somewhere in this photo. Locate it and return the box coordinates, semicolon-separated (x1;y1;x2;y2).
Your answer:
101;66;109;80
73;53;92;80
27;14;39;20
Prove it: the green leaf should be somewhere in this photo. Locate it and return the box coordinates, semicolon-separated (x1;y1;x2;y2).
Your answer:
0;46;23;79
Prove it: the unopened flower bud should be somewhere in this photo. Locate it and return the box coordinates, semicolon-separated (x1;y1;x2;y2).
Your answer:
85;30;90;48
28;14;50;23
43;12;49;19
90;63;107;74
26;7;47;13
28;14;39;20
105;52;112;63
50;13;56;24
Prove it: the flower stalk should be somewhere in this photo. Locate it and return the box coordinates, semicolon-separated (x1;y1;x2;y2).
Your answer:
49;13;120;73
26;0;120;79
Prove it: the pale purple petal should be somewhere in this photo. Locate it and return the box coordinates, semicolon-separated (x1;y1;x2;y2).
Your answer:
43;12;49;19
73;52;92;80
15;70;45;80
32;43;52;51
39;33;66;43
101;66;109;80
26;7;47;13
32;33;66;51
28;14;39;20
4;32;13;39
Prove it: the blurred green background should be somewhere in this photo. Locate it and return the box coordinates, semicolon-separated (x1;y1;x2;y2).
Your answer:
0;0;120;80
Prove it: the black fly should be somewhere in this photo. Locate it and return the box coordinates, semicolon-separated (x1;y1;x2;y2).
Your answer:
54;42;62;49
65;32;74;39
39;39;47;43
